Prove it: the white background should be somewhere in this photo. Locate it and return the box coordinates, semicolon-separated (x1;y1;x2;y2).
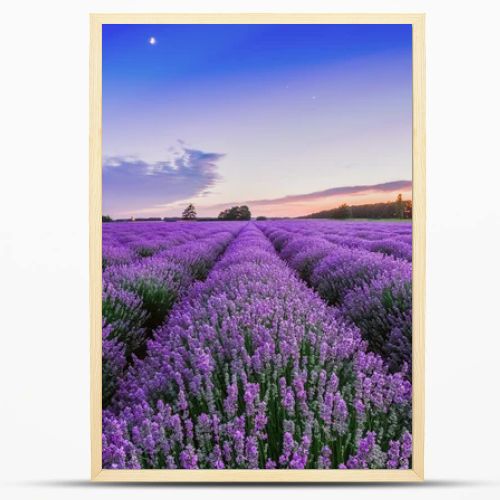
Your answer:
1;0;499;499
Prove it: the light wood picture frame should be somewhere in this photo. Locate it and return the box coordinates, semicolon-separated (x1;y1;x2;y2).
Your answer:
90;13;425;482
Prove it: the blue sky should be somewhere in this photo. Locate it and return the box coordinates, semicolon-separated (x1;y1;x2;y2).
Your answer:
103;24;412;217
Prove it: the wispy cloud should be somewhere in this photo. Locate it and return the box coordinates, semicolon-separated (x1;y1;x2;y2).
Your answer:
207;180;412;210
103;146;224;216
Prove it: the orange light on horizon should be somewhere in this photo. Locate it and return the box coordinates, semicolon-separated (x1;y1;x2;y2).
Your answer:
251;189;413;218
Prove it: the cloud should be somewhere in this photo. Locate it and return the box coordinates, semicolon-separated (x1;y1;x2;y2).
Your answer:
208;180;412;210
103;146;224;216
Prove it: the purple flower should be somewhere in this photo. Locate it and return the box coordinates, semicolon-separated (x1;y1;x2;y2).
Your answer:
386;440;401;469
246;436;259;468
343;432;377;469
318;446;332;469
180;445;199;469
103;221;412;469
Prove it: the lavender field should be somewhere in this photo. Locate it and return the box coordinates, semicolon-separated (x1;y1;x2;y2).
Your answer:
102;220;412;470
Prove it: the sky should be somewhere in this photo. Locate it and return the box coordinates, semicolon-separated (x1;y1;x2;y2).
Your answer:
102;24;412;218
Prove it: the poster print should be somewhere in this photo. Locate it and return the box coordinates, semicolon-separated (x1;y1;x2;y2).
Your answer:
91;14;425;481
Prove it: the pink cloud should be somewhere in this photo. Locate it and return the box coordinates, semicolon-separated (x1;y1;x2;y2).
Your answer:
208;180;412;211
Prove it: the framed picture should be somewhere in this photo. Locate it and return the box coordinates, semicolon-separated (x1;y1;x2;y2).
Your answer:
90;13;425;482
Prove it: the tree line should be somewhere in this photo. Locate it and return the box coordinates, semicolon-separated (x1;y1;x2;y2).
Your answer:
181;203;252;221
102;203;253;223
103;194;411;223
305;194;412;220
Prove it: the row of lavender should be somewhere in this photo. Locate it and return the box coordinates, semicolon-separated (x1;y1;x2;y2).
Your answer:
260;220;412;262
103;223;412;469
103;222;242;269
102;222;244;406
258;220;412;374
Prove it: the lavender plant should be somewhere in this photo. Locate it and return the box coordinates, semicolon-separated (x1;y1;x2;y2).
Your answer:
310;248;410;306
258;220;413;373
342;268;413;372
102;223;243;405
103;224;412;469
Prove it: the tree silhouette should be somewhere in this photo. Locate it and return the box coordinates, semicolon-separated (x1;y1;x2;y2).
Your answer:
307;198;412;220
404;200;413;219
237;205;251;220
333;203;352;219
395;194;404;219
182;203;197;220
218;205;252;220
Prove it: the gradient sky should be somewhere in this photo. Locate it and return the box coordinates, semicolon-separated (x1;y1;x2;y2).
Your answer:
103;24;412;218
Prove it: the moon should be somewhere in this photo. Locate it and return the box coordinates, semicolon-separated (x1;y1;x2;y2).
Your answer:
149;37;157;45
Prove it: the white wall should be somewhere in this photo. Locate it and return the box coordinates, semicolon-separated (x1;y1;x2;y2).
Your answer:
1;1;499;499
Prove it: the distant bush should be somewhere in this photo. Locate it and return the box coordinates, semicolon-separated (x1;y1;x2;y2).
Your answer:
256;216;267;221
102;215;113;223
218;205;251;220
